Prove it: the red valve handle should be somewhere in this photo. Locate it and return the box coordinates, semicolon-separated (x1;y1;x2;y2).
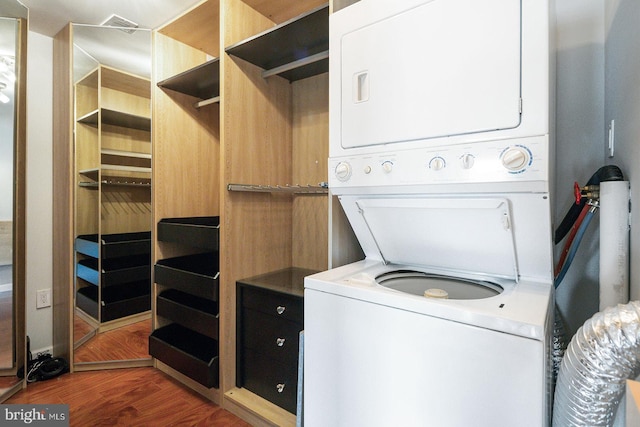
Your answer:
574;181;581;205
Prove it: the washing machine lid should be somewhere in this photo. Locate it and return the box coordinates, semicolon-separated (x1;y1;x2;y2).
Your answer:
340;196;519;280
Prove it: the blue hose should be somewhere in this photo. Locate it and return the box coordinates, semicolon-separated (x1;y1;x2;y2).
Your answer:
554;208;596;288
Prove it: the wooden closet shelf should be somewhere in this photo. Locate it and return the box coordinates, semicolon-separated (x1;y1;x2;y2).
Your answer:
227;183;328;194
102;149;152;160
77;108;151;131
157;58;221;103
225;4;329;81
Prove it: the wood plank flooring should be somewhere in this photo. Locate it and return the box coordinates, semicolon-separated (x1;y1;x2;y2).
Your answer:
74;319;151;363
6;367;251;426
0;290;13;368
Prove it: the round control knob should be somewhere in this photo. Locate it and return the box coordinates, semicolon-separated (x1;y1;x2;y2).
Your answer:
501;147;530;171
430;157;445;171
461;154;475;170
364;165;372;174
382;161;393;173
335;162;352;182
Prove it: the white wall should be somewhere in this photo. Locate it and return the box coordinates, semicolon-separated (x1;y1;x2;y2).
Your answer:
554;0;606;337
25;30;53;355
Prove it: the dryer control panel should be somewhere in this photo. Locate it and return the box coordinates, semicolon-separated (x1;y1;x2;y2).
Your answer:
329;135;549;189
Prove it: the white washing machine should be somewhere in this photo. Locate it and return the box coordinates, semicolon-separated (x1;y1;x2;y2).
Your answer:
304;0;555;426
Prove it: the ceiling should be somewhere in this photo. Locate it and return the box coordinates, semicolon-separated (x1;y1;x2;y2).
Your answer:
21;0;202;37
16;0;203;79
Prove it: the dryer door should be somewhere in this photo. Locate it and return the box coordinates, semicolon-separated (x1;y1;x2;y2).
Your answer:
337;0;522;149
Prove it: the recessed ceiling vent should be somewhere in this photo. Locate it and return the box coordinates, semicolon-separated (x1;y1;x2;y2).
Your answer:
101;14;139;34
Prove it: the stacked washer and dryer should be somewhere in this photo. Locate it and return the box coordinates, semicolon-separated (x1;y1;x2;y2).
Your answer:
304;0;555;426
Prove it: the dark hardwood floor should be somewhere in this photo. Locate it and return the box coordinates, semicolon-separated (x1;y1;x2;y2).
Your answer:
74;318;151;362
6;367;251;426
0;289;13;368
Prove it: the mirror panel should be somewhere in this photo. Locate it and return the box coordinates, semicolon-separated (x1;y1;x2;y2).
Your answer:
0;0;27;401
71;24;152;367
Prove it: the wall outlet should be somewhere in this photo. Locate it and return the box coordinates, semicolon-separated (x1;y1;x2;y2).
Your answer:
36;288;51;308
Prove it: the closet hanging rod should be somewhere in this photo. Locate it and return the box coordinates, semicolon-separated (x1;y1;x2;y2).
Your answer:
101;179;152;188
261;50;329;79
227;183;328;194
195;96;220;109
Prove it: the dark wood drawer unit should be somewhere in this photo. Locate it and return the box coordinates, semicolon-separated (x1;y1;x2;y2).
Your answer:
151;217;220;389
236;267;317;414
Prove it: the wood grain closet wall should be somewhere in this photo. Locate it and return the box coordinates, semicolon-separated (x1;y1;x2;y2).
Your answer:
54;1;363;425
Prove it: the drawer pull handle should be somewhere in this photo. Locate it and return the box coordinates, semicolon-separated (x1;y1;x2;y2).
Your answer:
276;338;285;347
276;383;285;393
276;306;286;315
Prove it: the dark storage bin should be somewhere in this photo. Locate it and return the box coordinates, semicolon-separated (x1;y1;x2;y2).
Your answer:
241;348;298;414
76;285;99;319
76;232;151;259
76;234;99;258
77;257;99;285
157;289;219;340
77;281;150;322
101;281;151;322
154;253;219;300
77;255;150;287
149;323;219;388
157;217;220;250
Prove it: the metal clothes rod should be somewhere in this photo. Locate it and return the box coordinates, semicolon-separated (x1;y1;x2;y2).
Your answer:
227;183;328;194
195;96;221;109
261;50;329;79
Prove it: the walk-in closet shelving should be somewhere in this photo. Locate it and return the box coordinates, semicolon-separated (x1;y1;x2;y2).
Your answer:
156;58;221;108
150;1;358;425
225;4;329;81
152;0;222;402
74;64;152;329
151;217;221;389
220;0;330;424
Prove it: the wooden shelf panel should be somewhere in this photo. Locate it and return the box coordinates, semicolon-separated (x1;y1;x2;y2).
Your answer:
77;108;151;132
101;148;152;160
225;4;329;81
157;58;220;101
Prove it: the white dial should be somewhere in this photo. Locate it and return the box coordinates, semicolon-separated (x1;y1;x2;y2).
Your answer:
430;157;445;171
335;161;352;181
382;161;393;173
501;147;530;171
461;154;475;169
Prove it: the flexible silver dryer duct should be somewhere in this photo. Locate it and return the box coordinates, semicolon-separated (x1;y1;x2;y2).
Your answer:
553;300;640;426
